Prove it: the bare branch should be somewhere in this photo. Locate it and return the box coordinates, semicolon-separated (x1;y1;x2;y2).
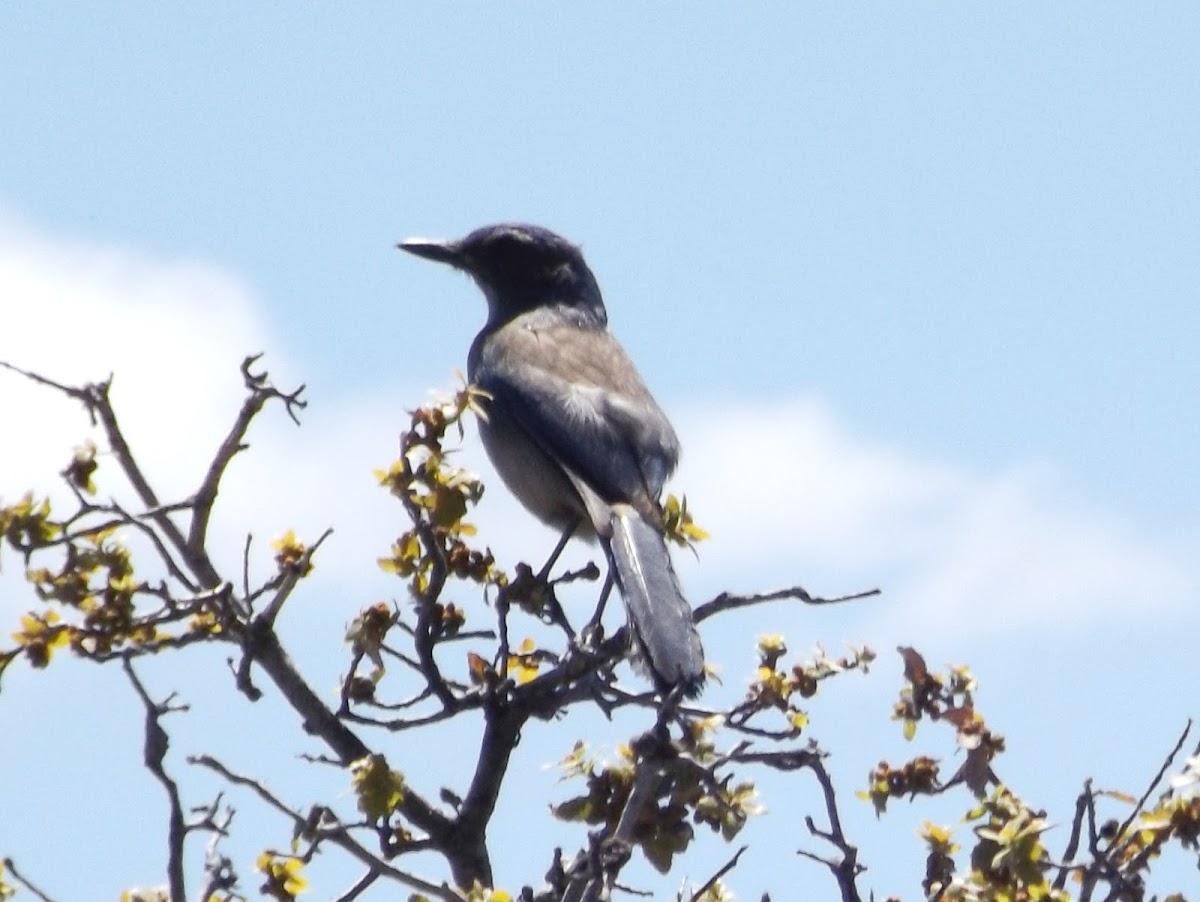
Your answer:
687;845;748;902
728;745;823;772
122;657;188;902
1;363;222;587
1;360;93;409
1052;779;1093;893
800;755;863;902
726;744;862;902
58;498;198;591
1108;718;1193;865
223;612;458;877
346;701;480;733
93;379;216;584
496;591;512;682
695;586;879;622
0;857;60;902
333;869;381;902
190;754;463;901
188;355;306;556
241;533;254;606
452;700;528;885
196;803;239;902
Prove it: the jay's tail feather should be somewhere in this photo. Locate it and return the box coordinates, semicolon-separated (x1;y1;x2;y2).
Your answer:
606;506;705;697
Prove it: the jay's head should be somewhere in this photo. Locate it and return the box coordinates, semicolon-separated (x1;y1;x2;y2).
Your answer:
399;223;606;324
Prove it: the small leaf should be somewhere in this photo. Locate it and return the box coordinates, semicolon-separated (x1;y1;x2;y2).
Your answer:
351;754;406;820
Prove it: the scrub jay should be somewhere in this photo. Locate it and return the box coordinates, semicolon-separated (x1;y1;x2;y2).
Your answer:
399;223;705;697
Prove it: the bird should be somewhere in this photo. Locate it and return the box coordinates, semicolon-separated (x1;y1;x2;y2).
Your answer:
398;223;705;697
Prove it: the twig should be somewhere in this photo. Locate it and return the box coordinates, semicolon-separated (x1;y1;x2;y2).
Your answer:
687;845;748;901
408;518;457;708
94;378;219;586
190;754;463;901
0;857;60;902
729;746;823;772
258;527;333;626
728;745;863;902
337;647;369;714
1;363;213;583
1052;779;1092;892
221;598;459;883
61;499;198;592
796;753;864;902
196;803;238;901
333;869;381;902
1;359;80;397
1108;719;1193;865
189;355;306;556
360;687;436;715
242;533;254;608
1078;788;1102;902
496;590;512;682
122;657;188;902
695;586;879;622
355;703;481;733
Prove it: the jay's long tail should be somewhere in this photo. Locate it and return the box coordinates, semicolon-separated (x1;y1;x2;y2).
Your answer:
606;505;705;697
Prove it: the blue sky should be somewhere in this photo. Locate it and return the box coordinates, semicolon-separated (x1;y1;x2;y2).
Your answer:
1;5;1198;900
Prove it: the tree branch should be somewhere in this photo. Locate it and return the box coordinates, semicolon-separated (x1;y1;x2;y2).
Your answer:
731;744;863;902
188;355;306;557
688;845;748;902
1;362;222;587
227;612;457;862
1052;779;1092;893
695;586;879;622
451;698;529;886
195;802;239;902
122;657;188;902
258;528;333;627
1107;718;1192;866
190;754;463;901
332;869;381;902
0;857;60;902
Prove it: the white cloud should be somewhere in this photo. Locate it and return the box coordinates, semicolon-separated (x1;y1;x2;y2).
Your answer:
1;212;1193;640
0;210;276;504
672;400;1196;634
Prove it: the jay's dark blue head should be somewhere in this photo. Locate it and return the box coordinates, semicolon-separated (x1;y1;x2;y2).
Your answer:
399;223;607;327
